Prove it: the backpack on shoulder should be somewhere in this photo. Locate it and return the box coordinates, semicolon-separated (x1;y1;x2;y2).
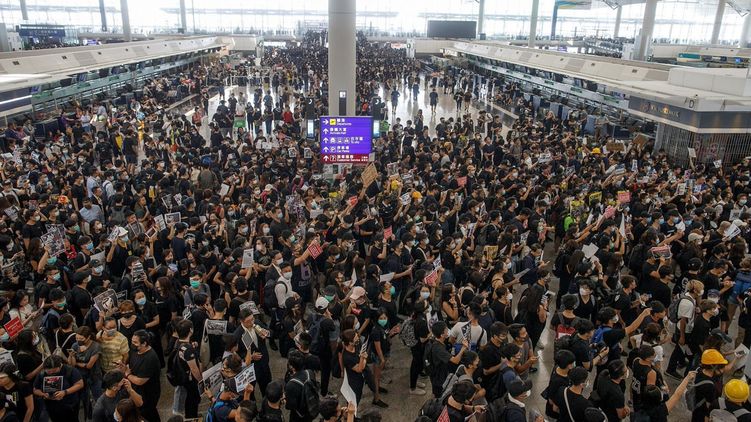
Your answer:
289;370;320;418
166;342;191;387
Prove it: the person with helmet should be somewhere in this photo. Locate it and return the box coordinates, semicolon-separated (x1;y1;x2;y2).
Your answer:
691;349;730;422
718;379;751;421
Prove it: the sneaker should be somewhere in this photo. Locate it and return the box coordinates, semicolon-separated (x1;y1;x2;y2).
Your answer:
665;370;682;380
410;388;426;396
417;381;426;389
372;399;389;408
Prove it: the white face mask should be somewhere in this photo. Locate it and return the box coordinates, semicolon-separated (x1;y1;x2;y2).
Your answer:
283;271;292;280
580;288;590;296
506;293;513;301
611;315;619;324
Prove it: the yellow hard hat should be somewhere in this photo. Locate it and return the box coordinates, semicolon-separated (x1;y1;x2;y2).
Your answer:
592;147;601;154
701;349;728;366
411;191;422;200
725;379;750;403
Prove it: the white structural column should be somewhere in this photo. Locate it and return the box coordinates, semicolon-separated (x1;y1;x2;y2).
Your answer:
529;0;540;47
614;6;623;38
120;0;132;41
711;0;726;44
327;0;356;116
179;0;188;32
19;0;27;20
478;0;486;36
740;13;751;47
634;0;657;61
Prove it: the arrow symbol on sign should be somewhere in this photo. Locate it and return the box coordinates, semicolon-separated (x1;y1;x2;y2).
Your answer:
323;147;329;152
323;129;329;134
323;138;328;142
323;156;329;161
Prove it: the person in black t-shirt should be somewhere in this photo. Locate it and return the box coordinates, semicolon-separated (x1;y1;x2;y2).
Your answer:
690;300;717;360
0;363;33;422
341;329;366;406
596;360;630;422
478;322;505;398
554;367;592;422
445;380;483;422
408;301;430;396
259;380;285;422
126;330;162;422
544;350;574;419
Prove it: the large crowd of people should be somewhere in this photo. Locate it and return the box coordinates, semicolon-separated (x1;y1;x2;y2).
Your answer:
0;30;749;422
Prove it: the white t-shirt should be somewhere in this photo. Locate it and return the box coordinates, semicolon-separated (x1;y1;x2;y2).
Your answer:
449;321;487;349
275;276;293;308
677;297;696;333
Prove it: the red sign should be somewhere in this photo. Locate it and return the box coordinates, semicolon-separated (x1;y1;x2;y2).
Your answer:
617;191;631;204
457;176;467;187
424;270;439;287
384;226;393;240
4;317;22;339
321;154;370;164
348;196;358;207
307;241;323;259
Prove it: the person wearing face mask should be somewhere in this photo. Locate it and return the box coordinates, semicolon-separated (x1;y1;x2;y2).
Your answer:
97;317;130;375
377;281;398;331
595;359;630;422
40;288;68;346
488;287;512;328
368;308;391;408
32;355;84;422
319;396;356;422
553;366;592;422
106;227;131;281
687;350;729;422
666;280;704;379
69;326;102;417
478;322;509;401
21;210;44;251
258;380;285;422
123;330;162;421
68;270;93;327
593;306;650;376
112;398;143;422
91;370;142;422
184;270;210;309
168;320;202;420
688;300;719;370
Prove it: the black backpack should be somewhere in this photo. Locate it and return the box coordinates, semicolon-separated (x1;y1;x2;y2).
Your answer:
306;314;324;355
263;279;286;311
423;339;437;377
553;251;569;278
416;398;444;421
166;342;191;387
288;370;320;418
490;365;516;400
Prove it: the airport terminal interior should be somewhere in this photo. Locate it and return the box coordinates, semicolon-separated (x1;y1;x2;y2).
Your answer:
4;1;751;422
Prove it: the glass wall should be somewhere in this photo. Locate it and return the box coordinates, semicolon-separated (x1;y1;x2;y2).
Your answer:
0;0;744;44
